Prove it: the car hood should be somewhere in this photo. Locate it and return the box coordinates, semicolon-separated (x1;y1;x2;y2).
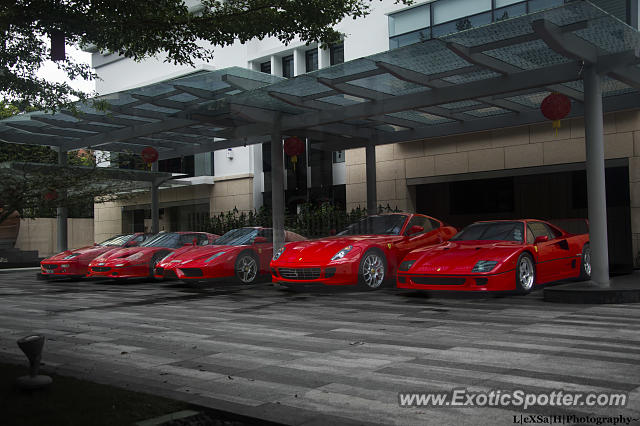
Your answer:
277;235;404;263
408;240;523;274
162;245;239;265
90;246;161;264
45;245;113;261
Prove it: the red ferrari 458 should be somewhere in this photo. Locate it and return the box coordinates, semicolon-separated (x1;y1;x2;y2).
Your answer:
39;233;150;279
155;227;306;283
270;213;457;290
87;232;218;280
397;219;590;294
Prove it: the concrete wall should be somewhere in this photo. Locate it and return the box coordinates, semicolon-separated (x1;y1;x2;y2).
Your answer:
15;218;95;258
210;175;254;214
346;110;640;266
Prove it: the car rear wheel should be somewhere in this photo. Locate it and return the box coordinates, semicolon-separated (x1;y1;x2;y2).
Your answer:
515;252;535;294
235;252;258;284
358;250;386;290
579;243;591;280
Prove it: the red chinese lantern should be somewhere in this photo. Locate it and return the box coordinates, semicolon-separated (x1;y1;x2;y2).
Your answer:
141;146;159;164
283;137;304;171
44;190;58;201
540;92;571;135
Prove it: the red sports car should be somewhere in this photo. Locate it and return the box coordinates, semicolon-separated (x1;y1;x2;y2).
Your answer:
87;232;218;280
155;227;306;283
39;233;150;279
397;219;590;294
270;213;457;290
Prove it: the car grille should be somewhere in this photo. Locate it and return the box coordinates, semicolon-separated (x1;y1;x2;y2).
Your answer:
411;276;466;286
180;268;203;277
278;268;321;280
92;266;111;272
42;264;59;270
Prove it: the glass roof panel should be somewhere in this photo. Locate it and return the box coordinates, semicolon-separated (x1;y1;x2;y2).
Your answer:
316;94;366;106
349;73;428;96
505;91;551;108
485;39;570;70
464;106;511;117
441;69;501;84
440;100;483;110
387;110;453;125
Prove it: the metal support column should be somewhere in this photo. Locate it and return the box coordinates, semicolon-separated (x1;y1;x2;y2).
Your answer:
583;64;610;287
151;161;160;234
366;143;377;215
271;121;285;252
56;148;68;252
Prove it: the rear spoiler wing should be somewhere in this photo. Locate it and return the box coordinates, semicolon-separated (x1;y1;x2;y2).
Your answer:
548;218;589;235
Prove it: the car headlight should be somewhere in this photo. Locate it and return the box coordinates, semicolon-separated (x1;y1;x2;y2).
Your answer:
115;263;126;267
472;260;498;273
398;260;415;272
331;245;353;261
205;252;225;263
273;247;285;261
63;253;79;260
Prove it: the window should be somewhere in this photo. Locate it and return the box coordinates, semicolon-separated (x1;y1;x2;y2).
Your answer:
388;4;430;37
282;55;294;78
432;0;491;25
330;43;344;65
528;222;556;240
305;49;318;72
332;150;345;163
260;61;271;74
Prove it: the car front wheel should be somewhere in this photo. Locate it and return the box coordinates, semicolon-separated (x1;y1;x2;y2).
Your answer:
579;243;591;280
235;252;258;284
358;250;386;290
515;252;535;294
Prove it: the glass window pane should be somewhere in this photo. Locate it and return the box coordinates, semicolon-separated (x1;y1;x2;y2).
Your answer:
282;55;294;78
389;28;431;49
590;0;628;23
528;0;564;13
330;43;344;65
388;4;430;37
305;49;318;72
494;3;527;21
495;0;524;7
433;0;491;25
260;61;271;74
432;11;492;37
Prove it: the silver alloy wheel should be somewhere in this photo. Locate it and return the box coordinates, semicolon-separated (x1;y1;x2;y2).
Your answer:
237;255;258;284
583;247;592;277
518;256;534;291
361;253;385;289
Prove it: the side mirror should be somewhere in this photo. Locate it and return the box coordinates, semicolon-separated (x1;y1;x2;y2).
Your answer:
254;236;267;244
125;240;138;247
534;235;549;244
408;225;424;236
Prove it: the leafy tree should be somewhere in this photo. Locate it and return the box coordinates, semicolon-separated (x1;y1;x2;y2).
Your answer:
0;101;133;223
2;0;410;112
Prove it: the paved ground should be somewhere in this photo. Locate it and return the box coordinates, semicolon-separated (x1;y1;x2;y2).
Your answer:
1;270;639;426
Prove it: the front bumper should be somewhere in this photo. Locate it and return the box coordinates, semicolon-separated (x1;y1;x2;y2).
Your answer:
87;263;149;279
270;260;360;286
40;261;87;278
397;269;516;292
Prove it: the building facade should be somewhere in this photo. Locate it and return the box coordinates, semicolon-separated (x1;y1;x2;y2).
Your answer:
89;0;640;269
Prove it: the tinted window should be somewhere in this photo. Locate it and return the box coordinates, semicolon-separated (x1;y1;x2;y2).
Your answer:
330;43;344;65
282;55;294;78
338;215;408;236
529;222;557;240
142;233;181;248
99;234;135;246
305;49;318;72
260;61;271;74
213;228;260;246
452;221;524;242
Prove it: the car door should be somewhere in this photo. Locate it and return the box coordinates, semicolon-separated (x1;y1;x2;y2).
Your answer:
528;221;561;283
255;229;273;273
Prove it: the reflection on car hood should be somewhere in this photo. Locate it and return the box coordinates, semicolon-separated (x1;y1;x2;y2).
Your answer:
277;235;404;262
89;246;162;263
409;240;523;274
45;245;113;261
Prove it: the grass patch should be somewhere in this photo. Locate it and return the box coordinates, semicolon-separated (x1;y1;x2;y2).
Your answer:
1;361;189;426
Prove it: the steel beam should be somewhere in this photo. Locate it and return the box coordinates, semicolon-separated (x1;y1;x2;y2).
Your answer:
271;119;285;253
583;64;610;287
57;148;68;252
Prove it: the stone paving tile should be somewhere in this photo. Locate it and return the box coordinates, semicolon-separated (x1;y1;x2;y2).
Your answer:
1;271;640;426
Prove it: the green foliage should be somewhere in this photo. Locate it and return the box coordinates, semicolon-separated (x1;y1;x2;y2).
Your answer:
1;0;411;111
202;203;402;238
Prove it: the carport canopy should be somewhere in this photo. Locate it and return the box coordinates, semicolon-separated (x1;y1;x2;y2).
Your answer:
1;1;639;286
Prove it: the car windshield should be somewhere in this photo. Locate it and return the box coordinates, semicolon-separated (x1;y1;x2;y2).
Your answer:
141;233;185;248
452;221;524;242
99;234;134;247
213;228;260;246
337;215;408;236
